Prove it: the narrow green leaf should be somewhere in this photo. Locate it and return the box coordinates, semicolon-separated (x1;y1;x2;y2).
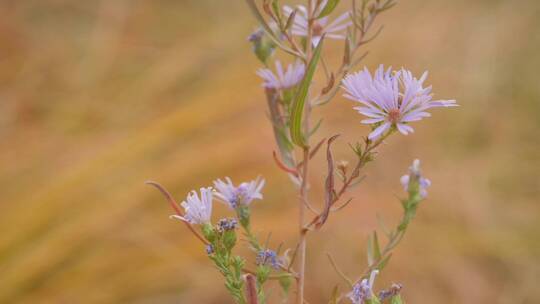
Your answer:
289;37;324;147
376;214;392;238
376;254;392;271
373;231;382;261
308;118;323;138
328;285;339;304
318;0;341;19
367;231;381;266
271;0;281;22
367;233;374;266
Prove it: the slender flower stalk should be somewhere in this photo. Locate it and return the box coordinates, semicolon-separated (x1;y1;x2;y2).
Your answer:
342;65;458;140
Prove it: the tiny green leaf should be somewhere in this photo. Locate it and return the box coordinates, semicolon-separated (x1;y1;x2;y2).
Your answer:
289;37;325;147
367;231;381;266
328;285;339;304
278;274;292;295
390;295;404;304
271;0;281;21
318;0;341;19
376;254;392;271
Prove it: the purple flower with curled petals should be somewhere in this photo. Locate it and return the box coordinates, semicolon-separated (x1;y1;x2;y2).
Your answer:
342;65;458;140
257;60;305;90
213;176;265;209
170;187;213;225
283;1;352;47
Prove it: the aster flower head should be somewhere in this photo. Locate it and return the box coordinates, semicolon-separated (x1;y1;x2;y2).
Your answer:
342;65;458;140
171;187;213;225
213;176;265;209
283;1;352;47
257;60;305;90
348;270;379;304
400;159;431;198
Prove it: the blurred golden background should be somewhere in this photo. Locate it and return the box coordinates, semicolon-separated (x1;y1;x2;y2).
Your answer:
1;0;539;303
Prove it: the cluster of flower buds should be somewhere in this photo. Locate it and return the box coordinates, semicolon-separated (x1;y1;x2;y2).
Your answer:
217;218;238;233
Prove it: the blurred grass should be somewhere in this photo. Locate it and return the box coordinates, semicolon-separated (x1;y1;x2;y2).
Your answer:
0;0;539;303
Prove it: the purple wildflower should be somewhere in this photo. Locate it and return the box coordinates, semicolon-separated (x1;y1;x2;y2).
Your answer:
257;60;305;90
348;270;378;304
206;244;215;255
400;159;431;198
256;249;281;269
342;65;458;140
213;176;265;209
170;187;213;225
283;1;352;46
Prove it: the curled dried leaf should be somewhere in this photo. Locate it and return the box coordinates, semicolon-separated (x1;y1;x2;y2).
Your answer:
315;134;340;229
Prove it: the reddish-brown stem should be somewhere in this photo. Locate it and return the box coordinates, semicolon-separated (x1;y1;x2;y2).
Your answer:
145;181;209;245
245;274;259;304
273;151;299;176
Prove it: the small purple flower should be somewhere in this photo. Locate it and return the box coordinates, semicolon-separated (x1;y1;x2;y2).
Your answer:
348;270;378;304
257;61;305;90
206;244;215;255
400;159;431;198
283;1;352;46
342;65;458;140
170;187;213;225
256;249;281;269
213;176;265;209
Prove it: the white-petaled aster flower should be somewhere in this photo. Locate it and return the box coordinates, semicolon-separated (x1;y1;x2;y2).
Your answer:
348;270;379;304
213;177;265;209
257;60;305;90
283;1;352;47
342;65;458;140
400;159;431;198
171;187;213;225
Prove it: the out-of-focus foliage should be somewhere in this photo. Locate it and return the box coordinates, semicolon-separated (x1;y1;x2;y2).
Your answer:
0;0;539;303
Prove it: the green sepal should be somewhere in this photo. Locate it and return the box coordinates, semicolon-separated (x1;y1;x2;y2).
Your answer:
390;295;404;304
223;230;237;251
256;265;271;285
202;223;216;243
237;205;251;229
279;274;292;295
